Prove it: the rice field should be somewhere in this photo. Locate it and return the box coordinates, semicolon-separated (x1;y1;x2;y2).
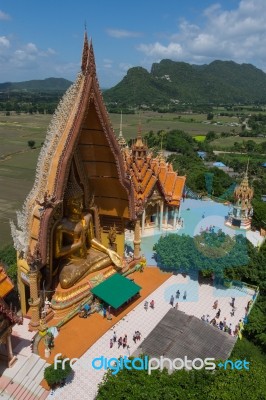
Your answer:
0;111;264;247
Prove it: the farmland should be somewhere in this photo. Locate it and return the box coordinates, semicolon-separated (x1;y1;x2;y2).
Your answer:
0;111;265;246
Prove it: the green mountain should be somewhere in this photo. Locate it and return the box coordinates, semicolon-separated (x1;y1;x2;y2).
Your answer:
0;77;72;92
103;60;266;106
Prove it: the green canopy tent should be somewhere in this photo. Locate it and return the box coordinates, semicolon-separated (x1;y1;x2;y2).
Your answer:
91;273;141;309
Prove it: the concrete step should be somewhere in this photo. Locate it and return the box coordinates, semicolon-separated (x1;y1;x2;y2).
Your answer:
27;358;46;381
13;354;40;383
22;381;39;400
32;386;46;399
38;390;49;400
12;376;32;399
34;363;50;385
0;354;49;400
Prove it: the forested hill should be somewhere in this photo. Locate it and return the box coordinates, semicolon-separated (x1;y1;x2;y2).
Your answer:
0;77;72;92
103;60;266;106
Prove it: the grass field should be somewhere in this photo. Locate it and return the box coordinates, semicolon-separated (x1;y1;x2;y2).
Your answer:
0;111;264;247
210;136;266;149
109;111;242;139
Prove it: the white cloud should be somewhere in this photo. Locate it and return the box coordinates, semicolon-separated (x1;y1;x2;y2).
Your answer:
106;29;142;38
0;10;10;20
137;0;266;71
138;42;183;58
0;36;10;48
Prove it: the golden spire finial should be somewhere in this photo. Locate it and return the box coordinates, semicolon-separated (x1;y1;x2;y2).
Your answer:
245;158;250;177
87;38;96;75
81;27;89;74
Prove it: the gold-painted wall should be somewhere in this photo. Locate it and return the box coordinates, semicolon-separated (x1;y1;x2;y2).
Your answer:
101;231;125;258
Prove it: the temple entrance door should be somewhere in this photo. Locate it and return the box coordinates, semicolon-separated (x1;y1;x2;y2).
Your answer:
145;204;158;229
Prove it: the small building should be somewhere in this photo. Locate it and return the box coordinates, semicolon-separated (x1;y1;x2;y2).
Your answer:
197;151;207;160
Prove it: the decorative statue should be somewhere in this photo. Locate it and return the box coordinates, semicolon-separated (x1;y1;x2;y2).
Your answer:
54;168;122;289
108;225;117;252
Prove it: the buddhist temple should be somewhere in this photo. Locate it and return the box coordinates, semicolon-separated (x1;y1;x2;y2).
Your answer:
120;123;186;245
226;164;253;230
0;265;23;367
11;31;135;327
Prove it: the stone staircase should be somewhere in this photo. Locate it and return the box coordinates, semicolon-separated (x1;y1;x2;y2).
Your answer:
0;353;50;399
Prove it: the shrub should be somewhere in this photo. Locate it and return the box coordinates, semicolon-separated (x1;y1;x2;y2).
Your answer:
44;357;73;388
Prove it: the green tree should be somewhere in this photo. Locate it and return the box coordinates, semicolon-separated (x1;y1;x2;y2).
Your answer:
206;131;217;141
0;245;17;284
27;140;36;149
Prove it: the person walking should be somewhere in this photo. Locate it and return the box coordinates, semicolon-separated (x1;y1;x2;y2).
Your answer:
216;308;221;319
176;290;180;299
150;300;155;309
113;331;117;343
118;337;122;348
183;291;187;300
170;295;174;306
110;339;113;348
175;302;179;310
144;301;148;311
133;332;136;343
231;297;235;308
123;335;127;348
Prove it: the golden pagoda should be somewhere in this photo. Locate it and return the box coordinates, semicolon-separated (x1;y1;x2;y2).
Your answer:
226;163;253;230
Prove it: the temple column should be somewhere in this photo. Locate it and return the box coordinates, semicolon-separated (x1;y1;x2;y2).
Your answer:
6;331;16;367
173;207;177;229
155;203;159;227
29;269;40;330
159;201;164;231
133;220;141;260
141;209;146;235
165;206;168;227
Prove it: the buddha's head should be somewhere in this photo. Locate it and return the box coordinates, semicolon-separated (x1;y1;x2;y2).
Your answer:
66;195;83;217
65;167;84;218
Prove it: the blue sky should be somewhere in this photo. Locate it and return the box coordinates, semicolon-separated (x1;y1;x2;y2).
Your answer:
0;0;265;88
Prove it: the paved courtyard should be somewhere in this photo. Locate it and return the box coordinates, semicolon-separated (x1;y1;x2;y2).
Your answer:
47;273;255;400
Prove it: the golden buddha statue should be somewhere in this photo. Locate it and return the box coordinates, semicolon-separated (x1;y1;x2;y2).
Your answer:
54;169;122;289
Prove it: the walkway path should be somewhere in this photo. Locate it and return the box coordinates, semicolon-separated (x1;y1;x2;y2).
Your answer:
47;274;255;400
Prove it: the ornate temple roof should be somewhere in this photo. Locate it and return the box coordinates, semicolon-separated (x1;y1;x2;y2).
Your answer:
123;127;186;215
0;267;22;331
11;30;135;264
116;112;128;149
0;265;14;298
234;170;253;201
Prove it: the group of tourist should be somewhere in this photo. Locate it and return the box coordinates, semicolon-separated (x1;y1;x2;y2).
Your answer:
144;300;155;311
170;290;187;307
199;297;246;337
200;225;216;233
109;330;142;354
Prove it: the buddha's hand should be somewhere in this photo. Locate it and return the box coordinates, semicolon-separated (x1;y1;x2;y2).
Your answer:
107;249;123;268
